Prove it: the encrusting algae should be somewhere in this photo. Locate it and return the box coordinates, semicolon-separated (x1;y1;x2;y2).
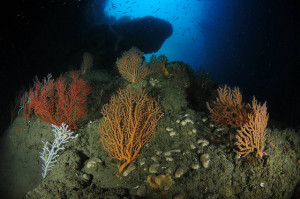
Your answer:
146;175;174;191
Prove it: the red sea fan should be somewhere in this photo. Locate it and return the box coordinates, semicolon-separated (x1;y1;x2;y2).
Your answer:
23;71;91;129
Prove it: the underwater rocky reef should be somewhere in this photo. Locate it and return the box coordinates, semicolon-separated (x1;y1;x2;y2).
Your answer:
0;55;299;199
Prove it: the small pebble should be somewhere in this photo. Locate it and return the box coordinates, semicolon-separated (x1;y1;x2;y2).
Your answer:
86;158;102;169
123;163;136;176
216;128;223;132
197;139;209;147
186;118;194;124
174;168;185;178
139;159;146;166
169;131;176;137
151;155;159;162
166;127;173;131
170;149;181;153
165;157;174;162
190;164;200;170
235;153;241;160
190;143;196;149
200;153;210;168
82;174;90;181
149;163;160;173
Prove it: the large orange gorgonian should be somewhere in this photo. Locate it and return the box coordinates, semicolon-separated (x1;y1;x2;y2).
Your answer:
116;47;153;83
235;97;269;158
98;86;164;173
206;85;250;128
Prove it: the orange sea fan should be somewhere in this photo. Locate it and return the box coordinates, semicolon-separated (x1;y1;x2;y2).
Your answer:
206;85;251;128
98;86;164;173
235;97;269;158
116;47;153;83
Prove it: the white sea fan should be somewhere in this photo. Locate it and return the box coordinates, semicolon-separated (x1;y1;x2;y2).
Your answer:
40;123;78;179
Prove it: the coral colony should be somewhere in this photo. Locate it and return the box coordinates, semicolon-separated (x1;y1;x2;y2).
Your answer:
40;123;78;179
